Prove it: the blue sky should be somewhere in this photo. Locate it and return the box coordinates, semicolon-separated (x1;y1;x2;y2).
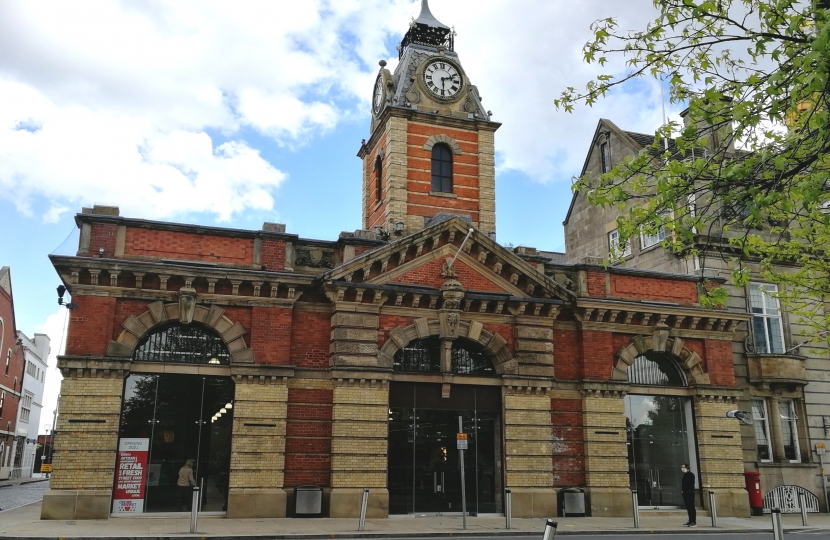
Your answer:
0;0;679;423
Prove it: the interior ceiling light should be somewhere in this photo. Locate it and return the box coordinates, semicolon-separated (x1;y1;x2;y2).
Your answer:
225;402;233;409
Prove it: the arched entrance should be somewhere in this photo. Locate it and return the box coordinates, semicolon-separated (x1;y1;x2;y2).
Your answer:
386;328;504;515
113;322;235;515
623;350;699;509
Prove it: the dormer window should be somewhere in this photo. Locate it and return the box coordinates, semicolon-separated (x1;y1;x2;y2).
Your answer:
600;141;611;173
374;155;383;202
431;143;453;193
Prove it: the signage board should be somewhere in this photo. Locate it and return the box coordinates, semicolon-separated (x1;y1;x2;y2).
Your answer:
113;438;149;513
40;464;53;473
817;443;826;456
457;432;468;450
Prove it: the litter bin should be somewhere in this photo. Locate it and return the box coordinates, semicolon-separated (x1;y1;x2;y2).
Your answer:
744;471;764;516
561;487;586;517
295;485;323;517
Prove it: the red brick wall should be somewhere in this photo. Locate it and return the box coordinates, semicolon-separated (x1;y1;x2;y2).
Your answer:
704;339;735;387
553;329;581;381
551;398;585;487
0;286;24;434
66;295;117;356
260;239;286;271
585;270;607;298
378;315;416;349
284;387;333;487
124;228;253;264
249;307;292;365
89;223;118;258
610;275;698;303
290;311;330;368
112;299;151;341
393;258;505;293
581;330;614;380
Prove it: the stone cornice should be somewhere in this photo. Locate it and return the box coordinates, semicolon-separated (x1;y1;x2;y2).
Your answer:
575;297;750;335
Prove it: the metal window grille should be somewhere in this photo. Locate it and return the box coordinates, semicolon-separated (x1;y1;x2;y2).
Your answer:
627;351;687;386
399;24;454;60
393;337;495;375
132;323;231;365
431;144;453;193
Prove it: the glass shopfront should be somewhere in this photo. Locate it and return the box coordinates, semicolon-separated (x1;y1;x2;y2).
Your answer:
114;374;234;514
388;382;501;515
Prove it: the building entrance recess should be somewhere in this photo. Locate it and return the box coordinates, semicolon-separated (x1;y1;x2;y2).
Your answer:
388;382;501;515
625;395;697;508
114;374;234;514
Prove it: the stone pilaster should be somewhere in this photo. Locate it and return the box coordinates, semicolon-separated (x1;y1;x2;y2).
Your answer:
694;394;750;517
582;388;631;517
477;128;496;236
330;309;381;368
503;387;556;517
514;316;554;377
227;376;289;518
385;116;409;232
41;364;127;520
329;379;389;518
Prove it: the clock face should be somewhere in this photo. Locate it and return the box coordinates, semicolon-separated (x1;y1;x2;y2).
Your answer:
372;74;385;114
422;59;463;100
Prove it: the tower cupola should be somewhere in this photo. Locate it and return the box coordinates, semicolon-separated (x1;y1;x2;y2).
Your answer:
398;0;454;59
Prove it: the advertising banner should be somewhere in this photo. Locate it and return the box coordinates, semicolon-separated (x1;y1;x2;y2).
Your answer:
112;438;149;513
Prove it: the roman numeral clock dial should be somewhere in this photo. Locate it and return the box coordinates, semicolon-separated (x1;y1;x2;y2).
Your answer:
422;59;463;101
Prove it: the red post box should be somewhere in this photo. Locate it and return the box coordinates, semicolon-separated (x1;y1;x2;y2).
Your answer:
744;471;764;516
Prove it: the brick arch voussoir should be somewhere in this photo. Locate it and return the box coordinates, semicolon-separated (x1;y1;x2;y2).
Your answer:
613;335;708;385
423;135;463;156
379;319;514;374
106;301;253;363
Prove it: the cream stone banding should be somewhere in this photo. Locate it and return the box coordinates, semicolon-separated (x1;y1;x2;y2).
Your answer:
423;134;463;155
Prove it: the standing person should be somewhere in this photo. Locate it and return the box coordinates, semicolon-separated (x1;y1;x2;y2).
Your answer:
177;459;196;511
681;463;696;527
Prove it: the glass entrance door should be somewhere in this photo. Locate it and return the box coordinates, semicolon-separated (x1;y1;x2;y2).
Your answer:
625;395;697;508
388;383;501;515
115;374;234;514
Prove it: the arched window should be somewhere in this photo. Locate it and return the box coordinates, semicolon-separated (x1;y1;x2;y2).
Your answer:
431;143;453;193
393;336;494;375
374;155;383;201
628;350;687;386
132;323;231;365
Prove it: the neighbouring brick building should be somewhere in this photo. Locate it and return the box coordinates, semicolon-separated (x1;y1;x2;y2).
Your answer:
564;116;830;512
44;0;756;521
0;266;26;480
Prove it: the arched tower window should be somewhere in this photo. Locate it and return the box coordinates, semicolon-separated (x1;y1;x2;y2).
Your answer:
132;323;231;365
393;336;494;375
431;143;453;193
374;155;383;202
627;350;687;386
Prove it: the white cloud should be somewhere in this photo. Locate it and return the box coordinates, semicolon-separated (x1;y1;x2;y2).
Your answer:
0;0;668;221
35;307;68;434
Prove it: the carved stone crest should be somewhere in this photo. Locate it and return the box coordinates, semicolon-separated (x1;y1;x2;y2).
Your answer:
440;259;457;278
295;248;334;268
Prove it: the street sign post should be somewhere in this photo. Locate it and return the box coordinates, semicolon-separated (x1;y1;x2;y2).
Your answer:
457;417;467;530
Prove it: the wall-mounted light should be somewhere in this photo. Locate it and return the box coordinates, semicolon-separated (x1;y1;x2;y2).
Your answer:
56;285;78;310
394;221;405;234
208;358;220;364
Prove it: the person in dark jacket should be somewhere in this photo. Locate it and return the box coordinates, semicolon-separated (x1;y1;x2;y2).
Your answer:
681;463;696;527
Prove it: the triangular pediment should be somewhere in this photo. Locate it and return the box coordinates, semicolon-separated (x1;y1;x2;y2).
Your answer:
322;218;573;302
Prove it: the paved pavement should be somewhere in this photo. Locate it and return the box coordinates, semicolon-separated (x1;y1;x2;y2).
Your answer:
0;492;829;538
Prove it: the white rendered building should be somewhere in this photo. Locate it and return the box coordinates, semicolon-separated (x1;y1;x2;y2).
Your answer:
16;331;50;477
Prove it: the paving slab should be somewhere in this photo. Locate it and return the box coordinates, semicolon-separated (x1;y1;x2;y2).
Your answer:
1;501;829;538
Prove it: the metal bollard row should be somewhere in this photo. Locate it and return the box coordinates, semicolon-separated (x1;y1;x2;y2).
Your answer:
770;508;783;540
358;488;369;531
505;489;512;530
631;490;640;528
190;486;200;534
542;519;558;540
708;490;718;528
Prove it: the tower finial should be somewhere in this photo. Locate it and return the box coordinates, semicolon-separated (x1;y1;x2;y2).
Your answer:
414;0;449;29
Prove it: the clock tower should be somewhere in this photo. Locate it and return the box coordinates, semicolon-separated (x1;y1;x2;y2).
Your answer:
358;0;499;238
